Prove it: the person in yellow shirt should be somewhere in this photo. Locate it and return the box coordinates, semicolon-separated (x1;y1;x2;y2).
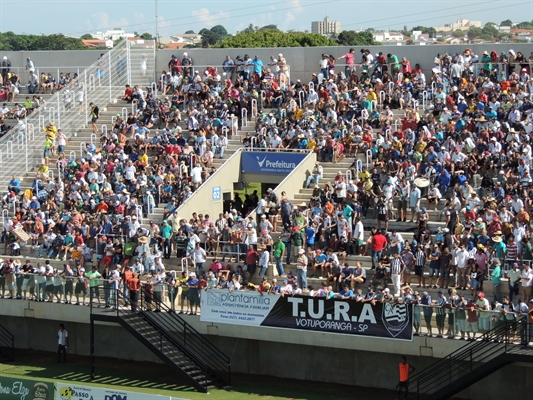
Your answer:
366;88;377;103
138;151;148;166
414;139;427;154
295;108;303;121
307;137;317;151
359;167;371;182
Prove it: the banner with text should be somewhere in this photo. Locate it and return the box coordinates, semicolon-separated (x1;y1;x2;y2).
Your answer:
241;151;307;174
200;289;413;340
0;376;54;400
55;383;175;400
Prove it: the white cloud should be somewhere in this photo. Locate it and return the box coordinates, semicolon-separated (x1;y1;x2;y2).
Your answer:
89;12;129;31
283;0;303;29
191;8;230;28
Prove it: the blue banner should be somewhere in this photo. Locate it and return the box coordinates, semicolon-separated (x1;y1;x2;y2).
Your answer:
241;152;308;175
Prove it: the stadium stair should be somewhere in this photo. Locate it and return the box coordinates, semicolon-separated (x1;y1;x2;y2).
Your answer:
409;318;533;400
90;288;230;392
0;322;15;362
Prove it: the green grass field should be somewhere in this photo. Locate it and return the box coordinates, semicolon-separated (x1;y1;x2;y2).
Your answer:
0;350;397;399
234;182;262;201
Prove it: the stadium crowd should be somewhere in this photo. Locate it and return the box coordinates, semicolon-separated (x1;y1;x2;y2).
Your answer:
1;47;533;338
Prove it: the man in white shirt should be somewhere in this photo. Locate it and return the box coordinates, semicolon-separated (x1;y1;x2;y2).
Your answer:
214;133;228;159
521;264;533;302
190;163;203;189
57;323;69;363
353;217;365;254
305;162;323;188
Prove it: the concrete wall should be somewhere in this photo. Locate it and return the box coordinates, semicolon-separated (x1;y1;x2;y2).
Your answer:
273;151;317;201
155;44;533;83
174;148;242;219
2;50;100;84
1;300;532;399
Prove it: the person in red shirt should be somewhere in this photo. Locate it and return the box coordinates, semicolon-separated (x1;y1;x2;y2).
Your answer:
463;206;476;221
245;245;259;284
371;229;388;270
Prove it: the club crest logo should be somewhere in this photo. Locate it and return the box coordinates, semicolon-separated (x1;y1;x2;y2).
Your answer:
382;303;410;337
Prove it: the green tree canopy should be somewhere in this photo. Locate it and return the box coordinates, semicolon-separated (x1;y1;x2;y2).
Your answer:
481;24;499;37
140;32;153;40
201;30;222;47
337;30;377;46
258;24;280;32
515;21;533;29
214;30;337;48
500;19;512;27
0;32;86;50
80;33;93;40
451;29;464;38
185;30;195;34
210;25;228;36
467;26;483;39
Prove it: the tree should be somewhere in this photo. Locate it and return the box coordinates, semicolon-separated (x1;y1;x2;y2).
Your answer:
185;30;195;34
214;30;338;48
479;33;493;41
337;30;377;46
467;26;483;39
239;24;257;34
201;30;222;47
516;21;533;29
210;25;228;37
500;19;512;27
140;32;153;40
452;29;464;38
258;24;280;31
436;37;445;42
80;33;93;40
481;24;499;37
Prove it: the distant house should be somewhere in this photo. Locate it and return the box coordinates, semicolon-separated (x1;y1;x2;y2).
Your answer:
159;34;203;47
82;39;114;49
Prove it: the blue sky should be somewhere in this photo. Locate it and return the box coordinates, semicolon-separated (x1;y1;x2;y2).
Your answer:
1;0;532;37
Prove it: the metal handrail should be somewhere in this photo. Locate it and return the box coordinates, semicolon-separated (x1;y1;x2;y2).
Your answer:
89;285;230;389
138;286;231;386
412;318;532;398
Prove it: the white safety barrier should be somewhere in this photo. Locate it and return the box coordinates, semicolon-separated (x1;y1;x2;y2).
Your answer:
251;99;257;118
241;108;248;127
366;149;372;170
80;142;86;158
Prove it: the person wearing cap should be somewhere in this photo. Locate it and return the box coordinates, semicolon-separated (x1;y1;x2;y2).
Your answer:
475;292;491;333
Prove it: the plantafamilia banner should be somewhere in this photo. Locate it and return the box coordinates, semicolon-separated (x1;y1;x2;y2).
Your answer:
55;383;180;400
0;376;54;400
241;151;308;174
200;289;413;340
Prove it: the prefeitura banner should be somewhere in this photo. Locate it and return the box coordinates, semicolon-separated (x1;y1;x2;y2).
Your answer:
201;289;413;340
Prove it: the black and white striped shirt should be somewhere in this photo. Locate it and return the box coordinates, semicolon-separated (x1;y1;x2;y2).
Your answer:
391;258;403;275
414;250;426;266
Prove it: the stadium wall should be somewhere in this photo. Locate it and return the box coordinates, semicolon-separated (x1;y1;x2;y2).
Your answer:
1;301;532;399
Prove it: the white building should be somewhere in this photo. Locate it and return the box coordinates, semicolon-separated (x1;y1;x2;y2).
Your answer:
372;31;404;42
93;28;135;41
311;17;341;35
434;19;481;32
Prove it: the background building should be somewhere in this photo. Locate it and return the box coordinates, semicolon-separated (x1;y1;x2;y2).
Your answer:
311;17;341;35
434;19;481;32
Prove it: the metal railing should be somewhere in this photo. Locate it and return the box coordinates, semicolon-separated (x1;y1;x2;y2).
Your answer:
89;284;231;390
411;317;533;399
